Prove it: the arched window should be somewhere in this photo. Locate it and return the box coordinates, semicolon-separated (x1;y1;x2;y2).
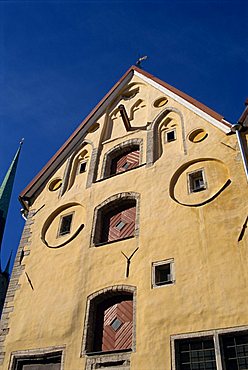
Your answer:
146;107;187;166
67;148;90;190
92;193;140;246
101;139;143;179
82;286;136;356
110;146;140;175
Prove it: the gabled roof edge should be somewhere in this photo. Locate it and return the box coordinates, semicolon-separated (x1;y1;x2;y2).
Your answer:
19;65;231;204
19;66;135;202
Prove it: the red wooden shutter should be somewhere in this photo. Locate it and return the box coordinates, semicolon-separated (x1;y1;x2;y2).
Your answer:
102;299;133;351
110;148;139;175
101;203;136;243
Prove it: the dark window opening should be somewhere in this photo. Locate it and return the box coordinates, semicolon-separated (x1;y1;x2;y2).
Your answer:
96;360;126;368
188;170;206;193
154;263;172;286
58;213;73;236
79;161;87;174
166;129;176;142
221;332;248;370
176;337;217;370
13;352;62;370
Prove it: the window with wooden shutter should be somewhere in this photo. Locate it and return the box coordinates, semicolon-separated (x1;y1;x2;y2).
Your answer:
110;147;140;175
93;295;133;353
100;201;136;244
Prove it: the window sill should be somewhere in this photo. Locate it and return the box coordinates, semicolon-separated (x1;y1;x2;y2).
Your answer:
85;348;132;357
94;235;135;247
190;187;207;194
152;281;175;289
95;163;146;183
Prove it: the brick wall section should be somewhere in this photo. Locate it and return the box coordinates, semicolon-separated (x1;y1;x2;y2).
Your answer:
0;210;35;365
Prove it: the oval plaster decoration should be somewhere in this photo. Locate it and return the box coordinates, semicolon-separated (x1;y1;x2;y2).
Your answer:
48;178;62;192
169;159;231;207
41;203;85;248
88;122;100;133
153;97;168;108
188;128;208;143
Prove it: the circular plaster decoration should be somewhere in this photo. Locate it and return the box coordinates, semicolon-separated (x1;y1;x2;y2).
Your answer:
169;158;231;207
153;97;168;108
88;122;100;133
41;203;85;248
188;128;208;143
48;178;62;192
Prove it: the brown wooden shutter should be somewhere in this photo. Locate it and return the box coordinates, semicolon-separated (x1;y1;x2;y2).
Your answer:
102;299;133;351
110;148;139;175
101;203;136;243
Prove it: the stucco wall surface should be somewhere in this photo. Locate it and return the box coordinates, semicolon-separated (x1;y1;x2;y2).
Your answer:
1;76;248;370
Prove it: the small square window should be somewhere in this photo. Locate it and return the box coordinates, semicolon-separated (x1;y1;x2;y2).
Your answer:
78;161;87;174
152;259;174;288
115;220;126;231
58;213;73;237
111;317;123;331
188;169;206;193
122;162;130;170
165;129;176;143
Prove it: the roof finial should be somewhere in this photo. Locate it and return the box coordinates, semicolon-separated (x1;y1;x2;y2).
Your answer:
135;55;148;69
20;138;24;146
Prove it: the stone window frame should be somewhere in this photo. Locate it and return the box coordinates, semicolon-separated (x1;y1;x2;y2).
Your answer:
164;128;177;143
152;258;175;288
100;138;143;180
90;192;140;247
187;168;207;194
8;346;65;370
84;352;131;370
81;285;136;370
77;159;88;174
57;211;74;238
171;325;248;370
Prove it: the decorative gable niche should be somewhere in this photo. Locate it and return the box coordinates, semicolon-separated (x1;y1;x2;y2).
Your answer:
102;82;148;143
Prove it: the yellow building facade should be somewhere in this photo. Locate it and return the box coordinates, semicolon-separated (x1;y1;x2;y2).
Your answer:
1;66;248;370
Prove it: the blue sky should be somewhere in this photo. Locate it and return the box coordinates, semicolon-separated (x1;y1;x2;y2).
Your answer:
0;0;247;270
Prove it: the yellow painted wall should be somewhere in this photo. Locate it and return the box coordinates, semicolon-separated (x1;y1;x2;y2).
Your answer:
2;74;248;370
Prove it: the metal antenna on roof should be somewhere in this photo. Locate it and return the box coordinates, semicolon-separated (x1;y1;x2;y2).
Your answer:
135;55;148;69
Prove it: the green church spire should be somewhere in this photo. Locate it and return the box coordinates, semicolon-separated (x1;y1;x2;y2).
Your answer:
0;140;23;251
